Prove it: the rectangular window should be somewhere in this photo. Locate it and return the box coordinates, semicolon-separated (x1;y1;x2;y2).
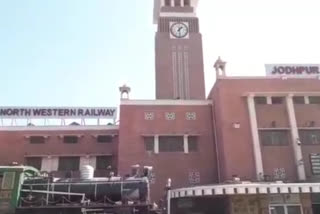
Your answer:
254;96;267;104
96;156;113;170
299;130;320;145
184;0;191;6
1;172;15;190
25;157;42;170
293;96;305;104
159;136;184;152
63;136;78;144
144;137;154;152
286;206;302;214
270;205;302;214
0;172;3;190
270;206;285;214
165;0;171;6
309;96;320;104
97;135;113;143
58;157;80;171
310;154;320;175
272;97;284;104
259;130;289;146
29;136;45;144
0;173;3;190
188;136;198;152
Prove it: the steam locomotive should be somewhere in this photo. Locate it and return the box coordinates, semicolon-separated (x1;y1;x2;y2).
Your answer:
0;165;157;214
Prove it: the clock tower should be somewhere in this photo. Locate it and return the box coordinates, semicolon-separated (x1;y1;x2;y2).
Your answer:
154;0;205;100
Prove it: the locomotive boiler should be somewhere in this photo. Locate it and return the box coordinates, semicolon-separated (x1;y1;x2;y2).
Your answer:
0;165;156;214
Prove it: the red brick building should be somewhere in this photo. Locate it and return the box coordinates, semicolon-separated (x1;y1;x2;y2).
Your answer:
1;0;320;213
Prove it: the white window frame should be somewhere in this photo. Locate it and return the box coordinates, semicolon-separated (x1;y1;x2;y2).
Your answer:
269;204;303;214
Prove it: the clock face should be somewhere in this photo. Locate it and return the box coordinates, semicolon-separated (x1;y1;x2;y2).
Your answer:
170;22;189;39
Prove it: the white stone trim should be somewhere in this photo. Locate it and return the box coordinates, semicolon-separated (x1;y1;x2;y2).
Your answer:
243;92;320;97
141;133;200;136
258;127;290;130
266;96;272;105
121;99;212;106
161;0;165;7
0;125;119;131
184;135;188;154
220;76;320;80
304;96;310;104
172;46;178;98
154;135;159;154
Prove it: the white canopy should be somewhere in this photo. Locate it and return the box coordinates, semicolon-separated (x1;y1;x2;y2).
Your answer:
169;182;320;198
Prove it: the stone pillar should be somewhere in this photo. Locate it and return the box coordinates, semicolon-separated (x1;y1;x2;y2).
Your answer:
171;0;175;7
247;94;264;180
286;94;306;180
184;135;189;154
266;96;272;104
154;135;159;154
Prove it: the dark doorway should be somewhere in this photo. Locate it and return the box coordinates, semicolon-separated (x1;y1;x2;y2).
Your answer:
313;204;320;214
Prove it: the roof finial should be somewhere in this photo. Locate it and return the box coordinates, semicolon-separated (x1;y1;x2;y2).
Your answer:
214;56;227;78
119;84;131;100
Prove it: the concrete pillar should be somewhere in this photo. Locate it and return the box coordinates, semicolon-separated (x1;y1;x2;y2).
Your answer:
304;96;310;104
154;135;159;154
41;157;50;172
247;94;264;180
161;0;165;7
171;0;175;7
89;157;96;169
184;135;189;154
286;94;306;181
266;96;272;104
180;0;184;6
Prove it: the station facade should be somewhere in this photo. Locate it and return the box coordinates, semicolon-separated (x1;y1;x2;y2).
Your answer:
1;0;320;213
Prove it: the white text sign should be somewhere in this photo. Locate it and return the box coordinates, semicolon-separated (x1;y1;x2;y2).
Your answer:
0;107;117;119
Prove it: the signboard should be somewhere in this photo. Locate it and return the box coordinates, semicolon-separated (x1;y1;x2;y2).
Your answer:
310;153;320;175
0;107;117;119
265;64;320;77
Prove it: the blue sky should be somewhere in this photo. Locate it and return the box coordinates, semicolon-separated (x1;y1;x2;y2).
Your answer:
1;0;320;108
0;0;155;107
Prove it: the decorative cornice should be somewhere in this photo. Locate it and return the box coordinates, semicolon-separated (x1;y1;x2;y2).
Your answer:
120;99;212;106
